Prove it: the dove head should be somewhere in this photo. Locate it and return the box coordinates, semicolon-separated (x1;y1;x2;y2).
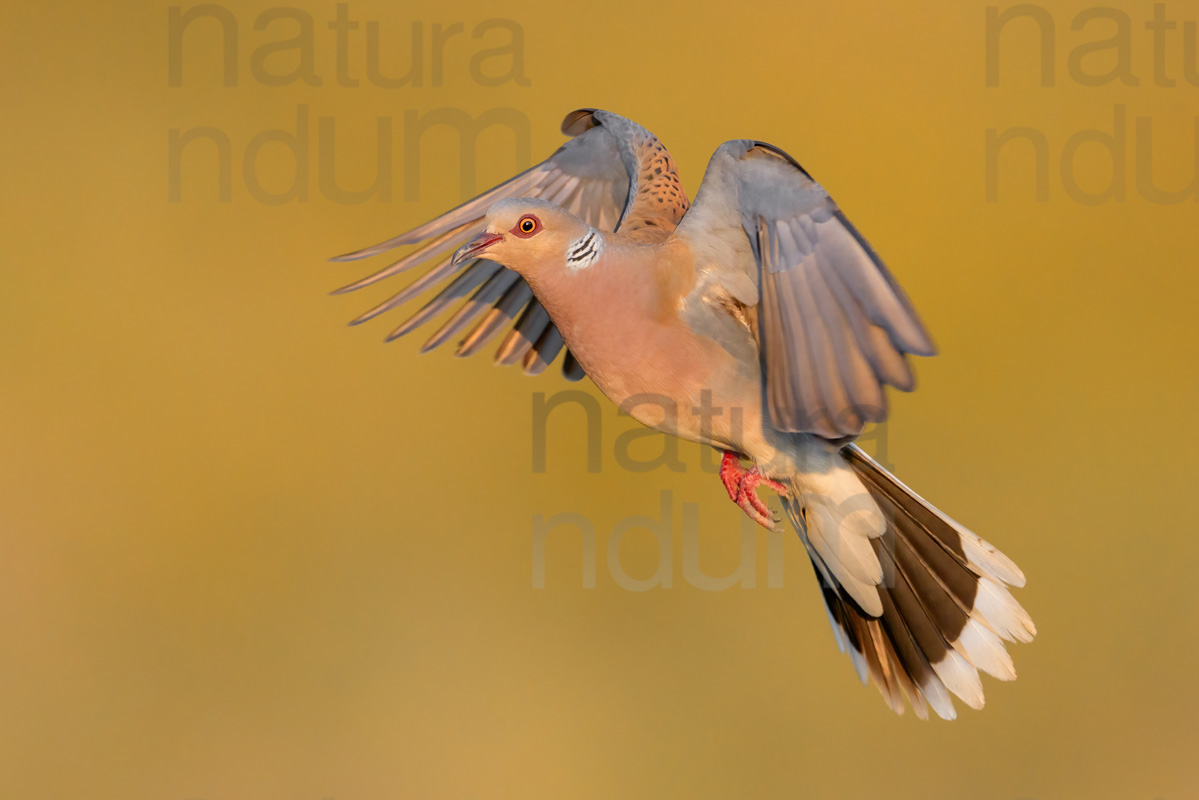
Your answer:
450;198;600;279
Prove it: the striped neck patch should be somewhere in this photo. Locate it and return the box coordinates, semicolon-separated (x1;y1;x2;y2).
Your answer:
565;229;602;271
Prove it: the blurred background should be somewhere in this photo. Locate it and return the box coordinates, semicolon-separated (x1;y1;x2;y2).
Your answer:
2;0;1197;797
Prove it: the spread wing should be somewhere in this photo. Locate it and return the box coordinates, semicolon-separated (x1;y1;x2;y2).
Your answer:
331;109;688;380
676;140;936;439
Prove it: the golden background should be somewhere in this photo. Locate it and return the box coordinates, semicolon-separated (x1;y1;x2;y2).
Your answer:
3;0;1197;797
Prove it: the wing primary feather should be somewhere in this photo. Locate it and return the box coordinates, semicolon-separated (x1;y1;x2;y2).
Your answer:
816;219;933;357
330;168;547;261
456;281;534;357
495;301;552;365
772;226;836;436
522;324;565;375
561;350;586;381
350;254;468;327
805;248;888;421
579;182;603;226
816;251;916;391
381;260;500;340
333;220;482;296
530;170;574;205
832;209;935;356
783;224;863;435
755;224;789;427
416;268;520;350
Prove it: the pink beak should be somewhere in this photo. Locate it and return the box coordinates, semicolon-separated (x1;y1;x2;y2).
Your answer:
451;231;503;266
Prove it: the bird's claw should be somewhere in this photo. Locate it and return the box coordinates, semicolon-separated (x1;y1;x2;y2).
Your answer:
719;450;746;501
719;451;788;530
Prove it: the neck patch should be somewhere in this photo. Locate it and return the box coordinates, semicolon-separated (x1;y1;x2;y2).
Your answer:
565;229;602;271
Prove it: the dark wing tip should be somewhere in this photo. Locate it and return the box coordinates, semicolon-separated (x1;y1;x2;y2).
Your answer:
750;140;814;180
561;350;586;382
829;209;938;357
561;108;600;136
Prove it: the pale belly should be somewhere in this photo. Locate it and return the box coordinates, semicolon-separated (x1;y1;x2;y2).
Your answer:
560;314;814;477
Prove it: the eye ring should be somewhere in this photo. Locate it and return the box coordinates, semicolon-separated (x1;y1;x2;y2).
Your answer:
511;214;541;238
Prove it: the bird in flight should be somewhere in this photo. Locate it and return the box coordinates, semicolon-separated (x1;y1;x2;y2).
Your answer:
332;109;1036;720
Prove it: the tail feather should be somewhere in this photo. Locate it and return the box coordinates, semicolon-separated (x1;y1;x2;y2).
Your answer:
785;444;1035;719
848;445;1027;588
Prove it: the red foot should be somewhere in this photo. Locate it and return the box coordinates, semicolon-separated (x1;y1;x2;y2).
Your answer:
719;450;745;500
719;451;788;530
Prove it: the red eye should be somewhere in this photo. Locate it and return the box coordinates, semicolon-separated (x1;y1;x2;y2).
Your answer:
512;215;541;237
